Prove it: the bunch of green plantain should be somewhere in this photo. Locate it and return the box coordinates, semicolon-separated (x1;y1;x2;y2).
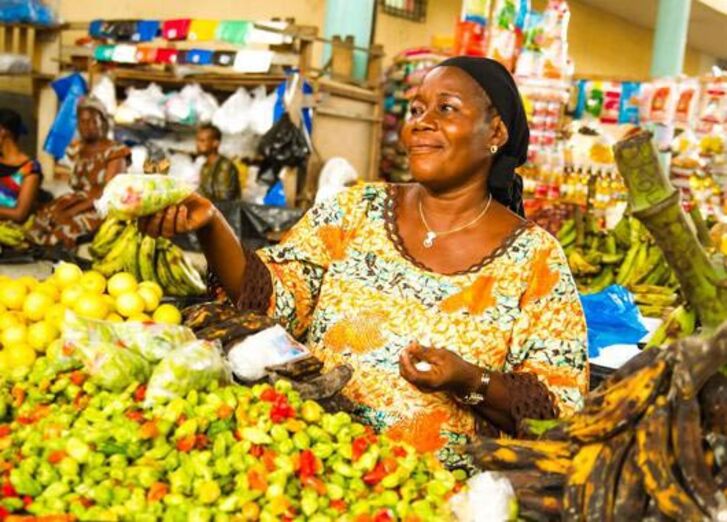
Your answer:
468;323;727;522
557;215;683;318
0;220;30;250
90;218;206;297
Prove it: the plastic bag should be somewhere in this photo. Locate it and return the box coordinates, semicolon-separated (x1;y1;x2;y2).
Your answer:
105;321;196;363
0;53;30;74
449;472;517;522
96;174;193;219
580;285;648;357
168;153;202;189
43;73;88;160
61;313;151;391
213;88;251;135
227;325;309;382
315;157;358;203
257;112;310;174
114;83;166;125
248;85;276;135
90;75;117;115
0;0;55;25
145;340;229;406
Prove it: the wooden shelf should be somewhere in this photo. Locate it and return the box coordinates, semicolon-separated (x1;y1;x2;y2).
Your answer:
105;67;287;91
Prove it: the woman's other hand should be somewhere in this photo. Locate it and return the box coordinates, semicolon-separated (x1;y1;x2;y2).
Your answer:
139;193;215;238
399;344;483;396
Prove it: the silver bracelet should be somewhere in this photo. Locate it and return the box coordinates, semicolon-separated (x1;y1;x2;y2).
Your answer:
456;369;491;406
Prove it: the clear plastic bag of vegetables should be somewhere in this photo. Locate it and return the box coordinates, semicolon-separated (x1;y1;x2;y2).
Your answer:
145;339;230;406
62;312;150;391
95;174;193;220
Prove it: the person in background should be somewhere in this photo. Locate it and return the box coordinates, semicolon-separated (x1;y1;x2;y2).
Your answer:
196;123;240;202
0;109;42;224
30;97;129;248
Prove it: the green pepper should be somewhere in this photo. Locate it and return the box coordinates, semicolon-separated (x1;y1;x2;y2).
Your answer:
332;461;357;478
300;400;324;424
277;438;295;455
207;419;233;438
98;441;127;457
197;480;221;504
214;457;232;477
311;443;334;460
241;427;272;445
66;437;91;463
189;507;212;522
293;431;310;450
9;468;42;496
90;483;113;506
217;494;240;512
327;483;344;500
301;495;318;516
58;456;79;479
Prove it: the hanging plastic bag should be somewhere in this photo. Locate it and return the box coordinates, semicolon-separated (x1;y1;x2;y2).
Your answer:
168;153;202;189
96;174;194;219
115;83;166;125
90;75;118;115
0;0;55;25
257;112;310;174
579;284;648;358
43;73;88;160
145;340;230;406
315;157;358;203
105;321;196;363
248;86;276;135
212;88;251;134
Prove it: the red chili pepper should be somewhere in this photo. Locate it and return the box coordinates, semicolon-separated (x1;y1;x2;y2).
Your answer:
69;371;86;386
11;386;25;407
262;449;277;472
354;515;373;522
175;435;196;453
125;410;144;423
301;476;327;496
176;414;187;426
298;449;316;480
139;421;159;440
374;510;394;522
47;450;67;464
133;385;147;402
194;434;209;450
330;499;347;512
16;416;34;426
22;495;32;507
363;462;387;486
0;426;10;438
270;395;295;424
382;458;398;474
392;446;407;458
79;496;94;508
352;436;369;461
247;469;267;491
249;445;264;458
0;506;8;520
260;388;278;402
2;482;17;497
147;482;169;503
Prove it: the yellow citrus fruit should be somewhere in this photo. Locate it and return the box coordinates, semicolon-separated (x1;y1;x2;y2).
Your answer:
6;343;36;369
0;350;8;372
35;281;60;301
45;304;68;330
152;304;182;325
0;303;5;314
73;293;109;321
17;275;38;291
0;280;27;311
54;262;84;289
115;292;145;318
127;313;152;323
137;287;161;313
60;286;84;308
1;324;27;347
22;291;55;322
105;313;124;323
79;271;107;295
27;321;59;352
138;281;164;300
0;311;24;331
107;273;138;298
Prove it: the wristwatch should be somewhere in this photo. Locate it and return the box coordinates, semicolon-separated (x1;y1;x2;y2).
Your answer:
456;369;491;406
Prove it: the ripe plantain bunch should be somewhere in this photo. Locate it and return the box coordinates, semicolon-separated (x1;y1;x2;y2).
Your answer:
89;218;206;297
0;219;31;251
467;323;727;522
558;215;682;319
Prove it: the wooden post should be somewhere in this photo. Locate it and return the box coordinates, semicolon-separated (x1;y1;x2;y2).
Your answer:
331;35;354;82
10;25;20;54
366;44;384;89
0;26;6;53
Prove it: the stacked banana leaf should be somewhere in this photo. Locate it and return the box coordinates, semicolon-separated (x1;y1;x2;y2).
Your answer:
89;218;206;297
557;215;683;319
467;324;727;522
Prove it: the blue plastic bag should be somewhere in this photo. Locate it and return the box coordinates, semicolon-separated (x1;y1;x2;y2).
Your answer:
43;73;88;160
580;285;648;358
0;0;55;25
263;180;287;207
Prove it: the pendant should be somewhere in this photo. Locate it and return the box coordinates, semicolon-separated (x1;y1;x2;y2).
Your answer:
423;231;436;248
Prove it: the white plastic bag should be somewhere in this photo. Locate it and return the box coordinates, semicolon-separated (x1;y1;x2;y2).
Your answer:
315;157;358;203
164;91;195;125
95;174;194;219
168;153;202;189
90;75;117;115
115;83;166;125
248;85;277;135
449;472;517;522
227;325;309;381
213;87;251;134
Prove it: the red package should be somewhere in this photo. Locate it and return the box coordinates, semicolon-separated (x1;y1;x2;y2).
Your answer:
135;47;158;64
155;48;179;64
161;19;191;41
454;20;487;57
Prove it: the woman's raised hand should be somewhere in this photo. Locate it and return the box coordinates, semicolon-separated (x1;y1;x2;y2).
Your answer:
139;192;215;238
399;344;483;396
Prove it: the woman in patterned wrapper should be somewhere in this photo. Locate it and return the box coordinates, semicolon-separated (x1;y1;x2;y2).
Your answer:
30;97;129;248
142;57;588;469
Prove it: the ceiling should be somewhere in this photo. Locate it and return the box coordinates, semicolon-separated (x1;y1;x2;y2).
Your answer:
578;0;727;61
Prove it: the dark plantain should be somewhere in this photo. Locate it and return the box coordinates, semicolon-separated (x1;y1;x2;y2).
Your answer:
266;354;324;380
181;302;239;330
613;442;649;521
584;431;632;522
196;313;278;348
498;469;565;492
515;490;562;518
699;373;727;435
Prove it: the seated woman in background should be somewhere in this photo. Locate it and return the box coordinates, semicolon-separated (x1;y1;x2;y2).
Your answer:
30;97;129;248
0;109;42;224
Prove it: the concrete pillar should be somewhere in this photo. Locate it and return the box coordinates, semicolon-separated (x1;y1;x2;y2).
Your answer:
650;0;692;78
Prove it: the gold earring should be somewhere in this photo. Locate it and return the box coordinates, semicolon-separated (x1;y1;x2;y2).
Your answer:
490;145;498;154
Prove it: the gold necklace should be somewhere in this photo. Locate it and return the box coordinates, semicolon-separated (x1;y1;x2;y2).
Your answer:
418;193;493;248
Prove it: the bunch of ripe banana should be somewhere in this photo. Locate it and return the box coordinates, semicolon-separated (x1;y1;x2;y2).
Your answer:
467;323;727;522
90;218;206;296
0;220;30;250
557;215;683;318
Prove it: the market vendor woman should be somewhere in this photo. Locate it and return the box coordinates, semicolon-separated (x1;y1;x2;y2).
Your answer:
143;57;588;468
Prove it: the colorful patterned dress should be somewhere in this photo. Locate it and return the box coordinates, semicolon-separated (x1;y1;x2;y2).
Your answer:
0;160;42;209
253;183;588;467
29;142;129;248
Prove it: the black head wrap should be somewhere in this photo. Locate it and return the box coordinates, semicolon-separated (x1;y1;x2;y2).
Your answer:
435;56;528;216
0;108;27;141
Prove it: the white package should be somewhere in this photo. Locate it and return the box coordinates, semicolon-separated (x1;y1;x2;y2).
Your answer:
233;50;273;74
248;85;277;135
213;88;252;135
449;472;517;522
227;325;309;381
90;75;117;115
